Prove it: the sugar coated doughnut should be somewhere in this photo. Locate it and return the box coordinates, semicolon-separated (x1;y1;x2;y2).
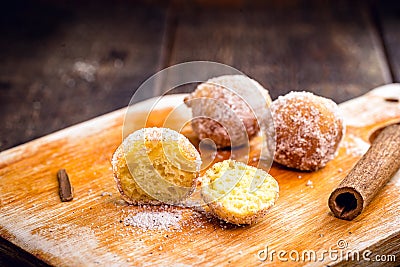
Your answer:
112;127;202;204
184;75;272;148
271;91;344;171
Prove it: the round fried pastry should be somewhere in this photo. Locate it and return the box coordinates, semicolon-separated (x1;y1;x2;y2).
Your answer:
271;91;344;171
112;127;201;204
184;75;272;148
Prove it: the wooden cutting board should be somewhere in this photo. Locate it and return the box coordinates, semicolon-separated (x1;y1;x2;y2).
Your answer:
1;84;400;266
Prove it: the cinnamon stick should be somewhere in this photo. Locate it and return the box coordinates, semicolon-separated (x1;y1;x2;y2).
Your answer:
57;169;73;202
328;124;400;220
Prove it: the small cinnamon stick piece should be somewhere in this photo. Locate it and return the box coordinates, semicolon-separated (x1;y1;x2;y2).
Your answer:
57;169;73;202
328;124;400;220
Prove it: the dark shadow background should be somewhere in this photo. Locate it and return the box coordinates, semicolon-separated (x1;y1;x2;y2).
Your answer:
1;0;400;265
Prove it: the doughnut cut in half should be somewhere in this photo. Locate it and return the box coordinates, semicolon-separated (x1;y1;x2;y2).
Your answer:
201;160;279;225
112;127;201;205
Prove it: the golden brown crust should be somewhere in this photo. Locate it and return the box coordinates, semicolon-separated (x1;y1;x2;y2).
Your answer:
184;75;272;148
112;127;201;205
112;144;164;205
203;190;279;225
271;91;345;171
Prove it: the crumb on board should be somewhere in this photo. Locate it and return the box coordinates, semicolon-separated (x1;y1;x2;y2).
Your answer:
101;192;113;197
306;180;314;188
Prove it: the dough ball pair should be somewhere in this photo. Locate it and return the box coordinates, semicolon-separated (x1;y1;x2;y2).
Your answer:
185;75;344;171
112;127;279;225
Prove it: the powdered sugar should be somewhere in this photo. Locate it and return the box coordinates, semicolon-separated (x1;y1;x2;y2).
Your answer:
271;91;344;170
117;127;202;168
123;211;182;231
340;134;370;157
184;75;271;148
306;180;314;188
389;169;400;187
340;84;400;127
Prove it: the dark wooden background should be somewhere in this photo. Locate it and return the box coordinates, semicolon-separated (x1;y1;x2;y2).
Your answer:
1;0;400;265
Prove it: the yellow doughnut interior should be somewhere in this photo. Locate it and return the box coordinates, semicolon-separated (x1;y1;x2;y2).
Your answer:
201;160;279;225
113;128;201;204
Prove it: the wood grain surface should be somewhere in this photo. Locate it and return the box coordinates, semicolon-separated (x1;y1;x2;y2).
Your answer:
0;0;395;153
0;84;399;266
1;1;400;265
168;0;390;101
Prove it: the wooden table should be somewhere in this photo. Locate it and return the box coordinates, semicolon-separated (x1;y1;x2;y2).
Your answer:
0;0;399;266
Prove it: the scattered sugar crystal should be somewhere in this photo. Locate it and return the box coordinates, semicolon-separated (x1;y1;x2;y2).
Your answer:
123;211;182;231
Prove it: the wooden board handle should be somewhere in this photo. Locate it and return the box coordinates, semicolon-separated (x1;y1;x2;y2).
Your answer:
328;124;400;220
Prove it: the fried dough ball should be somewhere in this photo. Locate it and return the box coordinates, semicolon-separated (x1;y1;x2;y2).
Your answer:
271;91;344;171
112;127;201;204
184;75;272;148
